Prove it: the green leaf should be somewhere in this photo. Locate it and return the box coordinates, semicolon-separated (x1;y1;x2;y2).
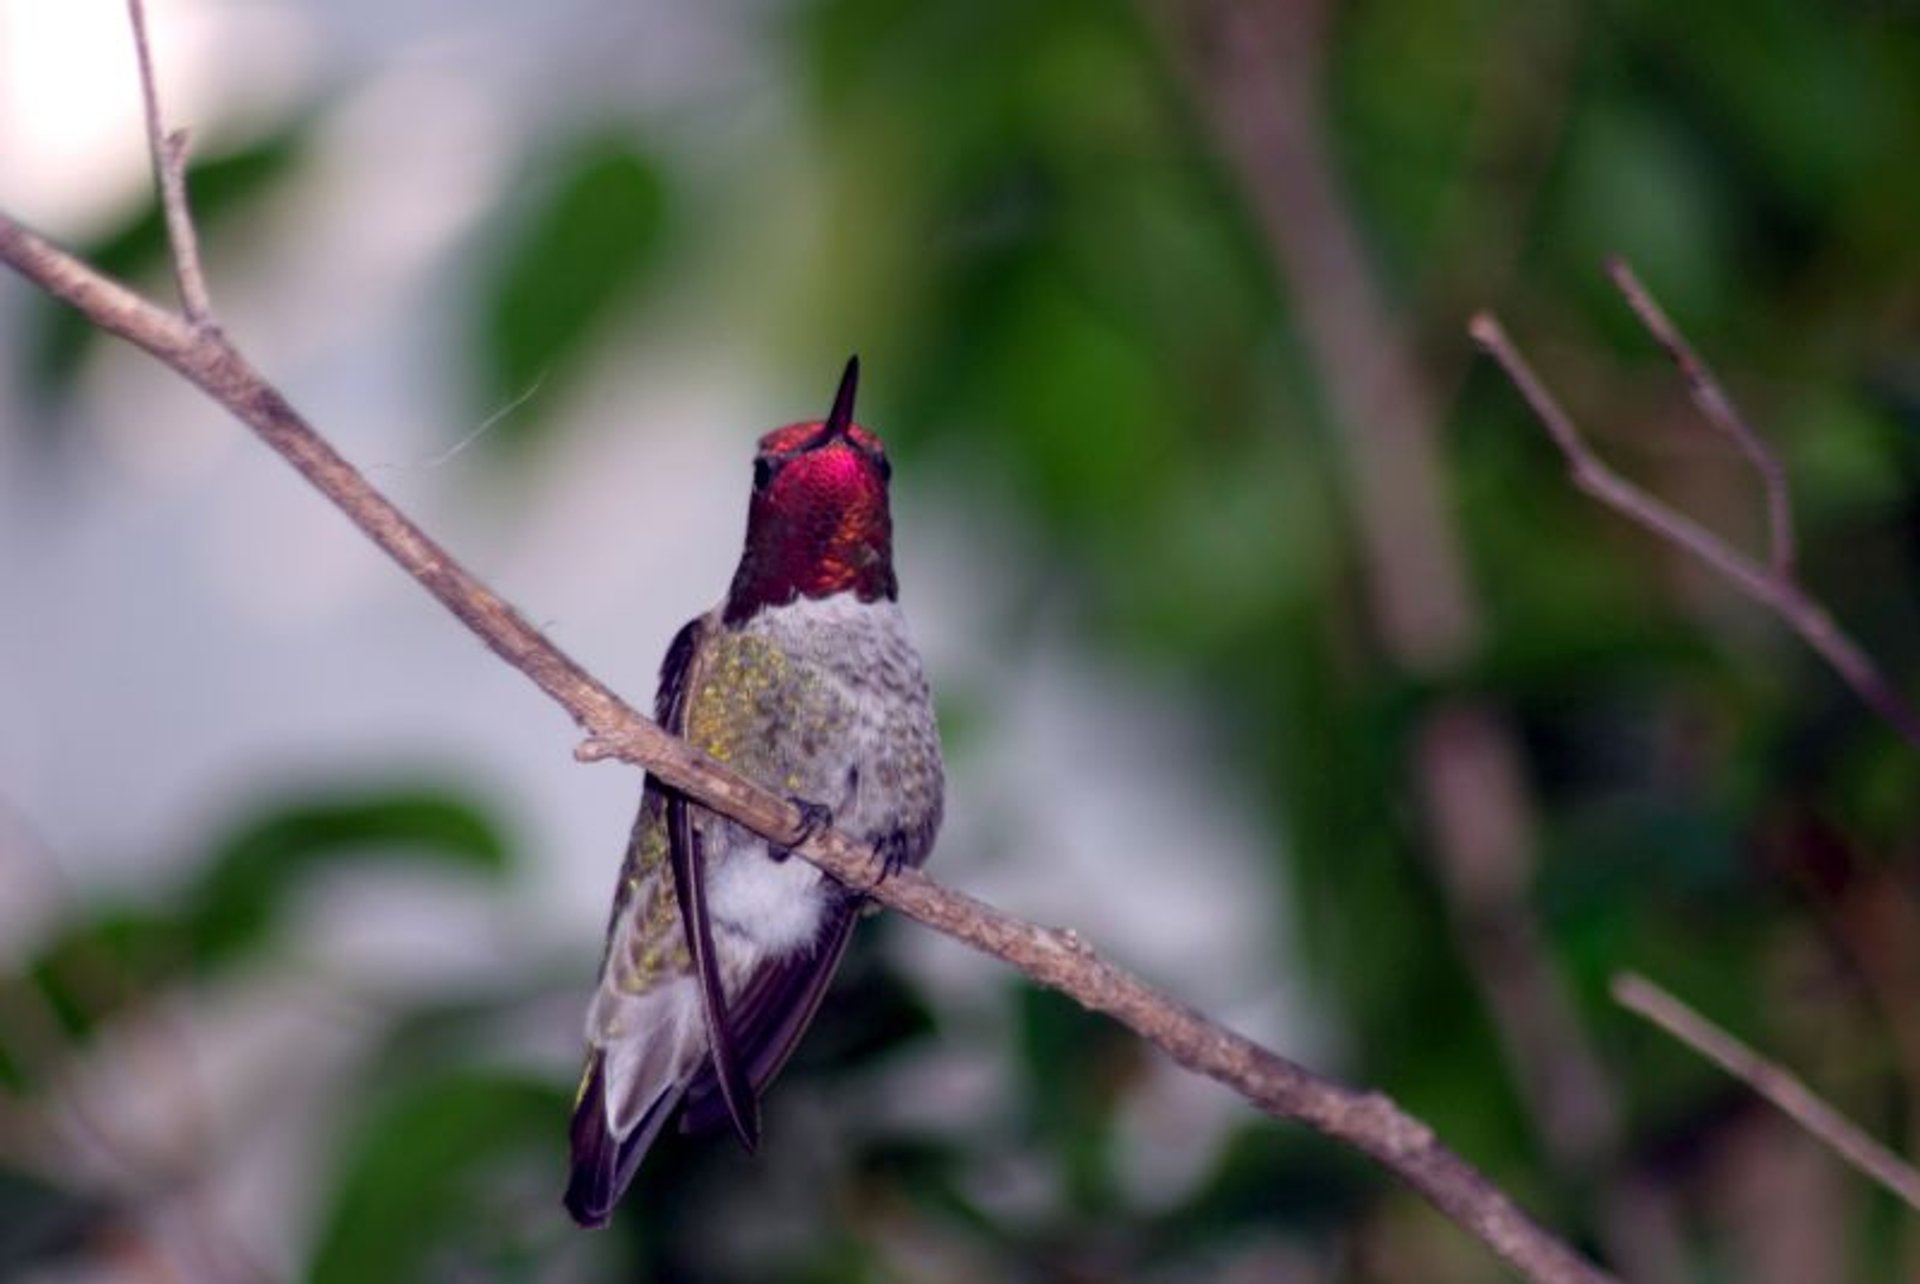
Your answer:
472;137;671;451
307;1070;572;1284
1161;1121;1373;1244
0;784;512;1088
1;907;188;1091
1013;982;1135;1212
184;783;513;963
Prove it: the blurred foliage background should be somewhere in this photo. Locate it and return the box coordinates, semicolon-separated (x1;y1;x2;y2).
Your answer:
3;0;1919;1280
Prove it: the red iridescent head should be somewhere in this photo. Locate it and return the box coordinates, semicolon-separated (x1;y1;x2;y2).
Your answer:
724;358;897;624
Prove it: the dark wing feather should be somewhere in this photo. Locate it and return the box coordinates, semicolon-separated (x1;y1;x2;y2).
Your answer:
657;616;761;1152
679;895;860;1135
564;1050;684;1228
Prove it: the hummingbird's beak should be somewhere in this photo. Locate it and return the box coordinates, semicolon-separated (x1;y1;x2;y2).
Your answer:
805;355;860;450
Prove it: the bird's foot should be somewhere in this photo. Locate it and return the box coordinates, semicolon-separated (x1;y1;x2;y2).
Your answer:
770;797;834;863
868;830;912;887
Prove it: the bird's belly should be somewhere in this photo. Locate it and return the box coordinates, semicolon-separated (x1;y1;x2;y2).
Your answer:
705;836;829;956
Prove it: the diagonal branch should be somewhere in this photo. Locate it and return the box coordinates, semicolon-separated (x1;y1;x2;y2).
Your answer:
1469;301;1920;750
0;5;1616;1281
1614;972;1920;1212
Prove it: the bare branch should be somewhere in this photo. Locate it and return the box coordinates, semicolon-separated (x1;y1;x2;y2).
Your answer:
1614;972;1920;1212
1604;258;1793;578
1469;306;1920;749
1468;313;1783;603
126;0;214;324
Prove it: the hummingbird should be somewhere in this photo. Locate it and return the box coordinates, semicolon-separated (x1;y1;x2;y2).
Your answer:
565;357;945;1228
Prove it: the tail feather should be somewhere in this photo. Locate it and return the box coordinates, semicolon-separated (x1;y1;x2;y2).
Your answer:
564;1052;684;1228
568;975;707;1225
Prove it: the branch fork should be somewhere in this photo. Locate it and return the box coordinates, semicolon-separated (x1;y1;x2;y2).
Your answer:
1470;269;1920;748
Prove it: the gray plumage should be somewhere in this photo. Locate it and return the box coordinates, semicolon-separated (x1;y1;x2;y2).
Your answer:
566;591;942;1225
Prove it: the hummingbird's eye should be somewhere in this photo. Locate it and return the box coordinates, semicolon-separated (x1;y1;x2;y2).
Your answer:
753;457;775;491
875;454;892;482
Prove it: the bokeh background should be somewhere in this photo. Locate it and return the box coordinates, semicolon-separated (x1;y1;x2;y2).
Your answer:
3;0;1919;1280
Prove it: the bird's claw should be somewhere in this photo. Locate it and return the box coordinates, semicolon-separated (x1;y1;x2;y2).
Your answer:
868;830;912;887
770;797;834;863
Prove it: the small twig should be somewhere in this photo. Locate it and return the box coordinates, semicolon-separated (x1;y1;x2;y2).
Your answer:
1468;312;1780;602
1469;305;1920;749
1613;972;1920;1212
1604;258;1794;578
126;0;214;324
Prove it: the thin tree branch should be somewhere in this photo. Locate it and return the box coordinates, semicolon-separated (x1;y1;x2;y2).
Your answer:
0;8;1617;1282
1603;258;1793;579
125;0;213;324
1468;312;1779;600
1468;305;1920;749
1613;972;1920;1213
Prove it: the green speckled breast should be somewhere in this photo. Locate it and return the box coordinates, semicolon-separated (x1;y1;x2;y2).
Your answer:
683;631;852;795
